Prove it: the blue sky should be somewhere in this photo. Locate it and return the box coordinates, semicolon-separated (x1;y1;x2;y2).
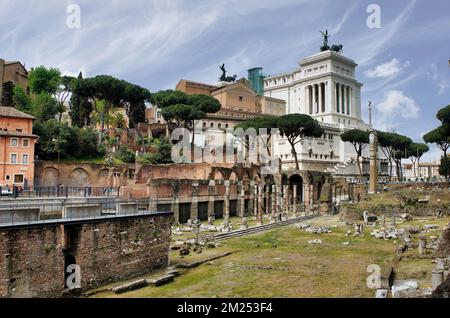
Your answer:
0;0;449;160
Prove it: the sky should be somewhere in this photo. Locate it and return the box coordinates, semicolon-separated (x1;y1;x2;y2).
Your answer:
0;0;449;161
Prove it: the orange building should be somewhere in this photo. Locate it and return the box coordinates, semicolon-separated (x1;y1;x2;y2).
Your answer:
0;107;37;187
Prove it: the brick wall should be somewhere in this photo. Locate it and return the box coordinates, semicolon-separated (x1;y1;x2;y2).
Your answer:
0;213;173;298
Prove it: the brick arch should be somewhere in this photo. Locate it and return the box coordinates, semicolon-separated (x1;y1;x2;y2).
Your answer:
69;168;90;187
97;169;110;186
40;167;60;187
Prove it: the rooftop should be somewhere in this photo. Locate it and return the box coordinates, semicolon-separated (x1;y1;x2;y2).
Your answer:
0;106;35;120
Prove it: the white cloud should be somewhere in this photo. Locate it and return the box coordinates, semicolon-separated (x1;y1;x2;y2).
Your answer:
429;64;449;95
365;58;405;78
377;90;420;119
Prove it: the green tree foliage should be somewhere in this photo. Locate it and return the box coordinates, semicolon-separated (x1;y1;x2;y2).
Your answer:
439;156;450;179
277;114;324;170
29;66;61;95
235;117;279;156
33;120;72;160
406;142;429;179
436;104;450;125
137;138;173;165
72;75;152;143
114;146;136;164
110;111;128;129
12;86;32;113
340;129;370;181
33;120;103;160
424;104;450;158
31;93;59;122
424;125;450;156
69;72;93;128
69;127;104;159
377;131;412;181
1;81;15;107
151;90;190;109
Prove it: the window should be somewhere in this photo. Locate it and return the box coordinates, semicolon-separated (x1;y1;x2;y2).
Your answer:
239;96;243;102
22;154;29;164
10;154;17;164
16;129;22;133
14;174;24;183
5;175;10;181
210;123;214;128
156;111;161;119
225;124;229;129
11;138;18;147
23;139;30;147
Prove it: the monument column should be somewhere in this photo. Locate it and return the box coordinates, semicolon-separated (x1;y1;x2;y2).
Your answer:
368;130;378;195
341;85;345;114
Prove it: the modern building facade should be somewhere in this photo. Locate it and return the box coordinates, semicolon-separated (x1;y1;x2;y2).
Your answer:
0;107;37;187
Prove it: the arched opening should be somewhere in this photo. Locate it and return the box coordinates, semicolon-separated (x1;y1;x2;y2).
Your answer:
213;170;224;181
289;174;303;203
41;167;60;187
69;168;89;187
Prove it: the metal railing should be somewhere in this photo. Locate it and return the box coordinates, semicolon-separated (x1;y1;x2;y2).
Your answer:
0;186;121;199
0;197;173;227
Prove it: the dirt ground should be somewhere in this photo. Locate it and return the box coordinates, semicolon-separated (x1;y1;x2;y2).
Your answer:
91;215;409;298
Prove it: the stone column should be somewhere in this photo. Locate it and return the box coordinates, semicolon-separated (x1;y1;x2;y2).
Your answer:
341;85;345;114
283;185;289;220
306;86;311;114
224;180;231;232
310;184;315;211
304;183;310;211
254;184;258;218
207;180;216;223
312;84;317;114
191;181;199;222
265;184;271;216
258;184;264;225
271;184;277;222
318;82;322;113
293;185;298;216
276;184;282;221
349;87;353;116
368;130;378;195
173;197;180;225
335;83;340;113
248;181;255;216
239;182;245;218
